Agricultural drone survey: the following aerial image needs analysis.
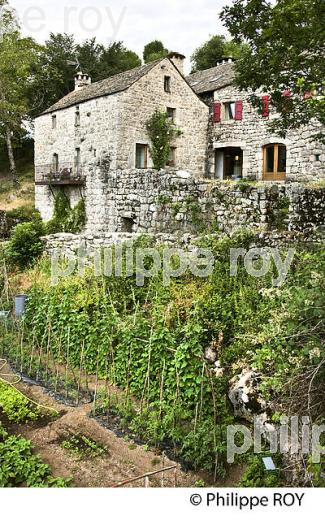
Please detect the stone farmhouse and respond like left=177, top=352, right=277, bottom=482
left=188, top=58, right=324, bottom=183
left=34, top=53, right=325, bottom=225
left=34, top=53, right=208, bottom=220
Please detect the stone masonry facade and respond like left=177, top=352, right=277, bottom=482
left=208, top=84, right=325, bottom=182
left=34, top=56, right=324, bottom=237
left=34, top=56, right=208, bottom=221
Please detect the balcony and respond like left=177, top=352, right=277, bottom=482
left=35, top=164, right=86, bottom=186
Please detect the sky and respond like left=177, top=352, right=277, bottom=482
left=9, top=0, right=229, bottom=72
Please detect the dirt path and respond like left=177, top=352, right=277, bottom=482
left=1, top=363, right=243, bottom=487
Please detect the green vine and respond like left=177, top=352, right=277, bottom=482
left=46, top=191, right=86, bottom=234
left=146, top=110, right=182, bottom=170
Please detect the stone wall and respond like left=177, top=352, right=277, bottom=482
left=84, top=166, right=325, bottom=236
left=206, top=85, right=325, bottom=182
left=34, top=91, right=121, bottom=175
left=116, top=59, right=208, bottom=176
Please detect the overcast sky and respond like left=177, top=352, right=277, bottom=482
left=10, top=0, right=229, bottom=72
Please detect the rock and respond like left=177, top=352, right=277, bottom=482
left=204, top=345, right=218, bottom=364
left=176, top=170, right=192, bottom=179
left=228, top=368, right=267, bottom=422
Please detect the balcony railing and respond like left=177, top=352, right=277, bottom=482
left=35, top=163, right=86, bottom=186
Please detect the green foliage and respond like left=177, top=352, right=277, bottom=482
left=0, top=381, right=41, bottom=423
left=146, top=110, right=182, bottom=169
left=6, top=217, right=45, bottom=269
left=143, top=40, right=169, bottom=63
left=307, top=458, right=325, bottom=487
left=191, top=34, right=246, bottom=72
left=46, top=192, right=86, bottom=234
left=220, top=0, right=325, bottom=137
left=8, top=232, right=325, bottom=479
left=32, top=36, right=142, bottom=114
left=239, top=453, right=283, bottom=487
left=61, top=434, right=106, bottom=459
left=268, top=196, right=290, bottom=231
left=0, top=423, right=70, bottom=487
left=5, top=206, right=39, bottom=223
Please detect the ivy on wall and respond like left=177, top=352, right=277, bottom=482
left=146, top=110, right=182, bottom=169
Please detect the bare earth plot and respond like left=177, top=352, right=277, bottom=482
left=0, top=362, right=243, bottom=488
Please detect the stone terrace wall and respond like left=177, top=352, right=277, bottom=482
left=85, top=166, right=325, bottom=236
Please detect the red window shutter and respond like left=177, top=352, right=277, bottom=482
left=213, top=102, right=221, bottom=123
left=235, top=100, right=243, bottom=120
left=262, top=95, right=269, bottom=117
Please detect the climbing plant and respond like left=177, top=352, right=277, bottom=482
left=46, top=191, right=86, bottom=234
left=146, top=110, right=181, bottom=169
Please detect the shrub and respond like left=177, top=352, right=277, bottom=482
left=6, top=217, right=45, bottom=269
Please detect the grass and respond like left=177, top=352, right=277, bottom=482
left=0, top=158, right=35, bottom=212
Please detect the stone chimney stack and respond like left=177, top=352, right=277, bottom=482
left=167, top=52, right=186, bottom=75
left=74, top=71, right=91, bottom=91
left=216, top=57, right=236, bottom=66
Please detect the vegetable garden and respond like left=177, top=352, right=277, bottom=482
left=1, top=231, right=324, bottom=486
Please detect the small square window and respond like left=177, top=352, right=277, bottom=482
left=52, top=115, right=57, bottom=129
left=135, top=144, right=148, bottom=169
left=315, top=154, right=321, bottom=162
left=164, top=76, right=171, bottom=93
left=166, top=107, right=176, bottom=123
left=223, top=102, right=236, bottom=120
left=167, top=147, right=176, bottom=167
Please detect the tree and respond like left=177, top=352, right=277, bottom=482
left=143, top=40, right=169, bottom=64
left=190, top=35, right=245, bottom=72
left=98, top=42, right=141, bottom=79
left=76, top=38, right=103, bottom=81
left=30, top=37, right=142, bottom=115
left=0, top=2, right=41, bottom=185
left=220, top=0, right=325, bottom=137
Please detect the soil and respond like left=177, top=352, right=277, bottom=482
left=0, top=361, right=244, bottom=488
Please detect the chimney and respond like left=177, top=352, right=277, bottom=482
left=74, top=71, right=91, bottom=91
left=167, top=52, right=186, bottom=75
left=216, top=57, right=236, bottom=66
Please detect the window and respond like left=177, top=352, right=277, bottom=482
left=263, top=144, right=286, bottom=181
left=75, top=106, right=80, bottom=126
left=167, top=147, right=176, bottom=167
left=75, top=148, right=81, bottom=173
left=224, top=102, right=236, bottom=120
left=167, top=107, right=176, bottom=123
left=164, top=76, right=171, bottom=93
left=135, top=144, right=148, bottom=169
left=121, top=217, right=134, bottom=233
left=52, top=115, right=57, bottom=129
left=223, top=101, right=243, bottom=121
left=52, top=153, right=59, bottom=173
